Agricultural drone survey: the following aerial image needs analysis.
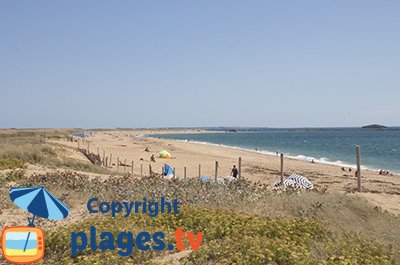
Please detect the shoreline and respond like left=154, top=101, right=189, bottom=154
left=52, top=129, right=400, bottom=214
left=145, top=134, right=400, bottom=176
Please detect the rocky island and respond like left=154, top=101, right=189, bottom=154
left=361, top=124, right=388, bottom=129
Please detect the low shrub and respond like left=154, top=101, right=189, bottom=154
left=0, top=169, right=26, bottom=183
left=0, top=158, right=26, bottom=170
left=43, top=207, right=395, bottom=264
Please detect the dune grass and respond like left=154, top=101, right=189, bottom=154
left=0, top=129, right=69, bottom=164
left=1, top=170, right=397, bottom=264
left=0, top=129, right=112, bottom=174
left=44, top=207, right=394, bottom=265
left=0, top=169, right=26, bottom=184
left=0, top=158, right=26, bottom=170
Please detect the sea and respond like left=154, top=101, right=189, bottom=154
left=151, top=128, right=400, bottom=174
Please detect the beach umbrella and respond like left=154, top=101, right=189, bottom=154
left=9, top=186, right=70, bottom=224
left=9, top=186, right=70, bottom=252
left=273, top=173, right=313, bottom=189
left=159, top=150, right=172, bottom=159
left=163, top=164, right=174, bottom=177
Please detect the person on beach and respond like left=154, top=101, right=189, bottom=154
left=150, top=154, right=156, bottom=162
left=231, top=165, right=238, bottom=179
left=379, top=170, right=389, bottom=175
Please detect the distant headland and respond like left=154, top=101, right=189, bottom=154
left=361, top=124, right=388, bottom=129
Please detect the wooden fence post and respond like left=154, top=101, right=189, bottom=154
left=131, top=161, right=134, bottom=175
left=105, top=157, right=108, bottom=168
left=173, top=167, right=176, bottom=178
left=280, top=153, right=284, bottom=183
left=356, top=145, right=361, bottom=192
left=198, top=164, right=201, bottom=178
left=215, top=161, right=218, bottom=182
left=238, top=157, right=242, bottom=179
left=124, top=159, right=127, bottom=173
left=102, top=150, right=105, bottom=165
left=184, top=166, right=187, bottom=179
left=87, top=142, right=90, bottom=153
left=109, top=154, right=112, bottom=167
left=149, top=164, right=152, bottom=176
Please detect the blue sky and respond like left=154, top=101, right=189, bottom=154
left=1, top=1, right=399, bottom=128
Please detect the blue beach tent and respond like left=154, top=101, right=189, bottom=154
left=163, top=164, right=174, bottom=177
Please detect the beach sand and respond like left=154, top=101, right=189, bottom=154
left=54, top=130, right=400, bottom=215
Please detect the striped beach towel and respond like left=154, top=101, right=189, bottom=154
left=273, top=173, right=313, bottom=189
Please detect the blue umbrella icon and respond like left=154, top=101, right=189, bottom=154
left=9, top=186, right=70, bottom=251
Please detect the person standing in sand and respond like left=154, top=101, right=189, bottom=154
left=231, top=165, right=239, bottom=179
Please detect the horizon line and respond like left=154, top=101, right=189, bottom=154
left=1, top=125, right=399, bottom=131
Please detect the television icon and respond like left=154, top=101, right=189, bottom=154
left=1, top=226, right=45, bottom=264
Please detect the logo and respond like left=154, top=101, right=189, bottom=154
left=1, top=186, right=70, bottom=264
left=1, top=227, right=45, bottom=264
left=71, top=197, right=203, bottom=257
left=1, top=187, right=203, bottom=262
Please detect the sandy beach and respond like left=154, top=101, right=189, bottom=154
left=54, top=129, right=400, bottom=215
left=1, top=128, right=399, bottom=264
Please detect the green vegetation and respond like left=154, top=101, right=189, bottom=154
left=0, top=169, right=26, bottom=183
left=2, top=171, right=395, bottom=264
left=43, top=207, right=395, bottom=264
left=0, top=129, right=75, bottom=140
left=0, top=158, right=26, bottom=170
left=0, top=129, right=112, bottom=174
left=185, top=209, right=393, bottom=265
